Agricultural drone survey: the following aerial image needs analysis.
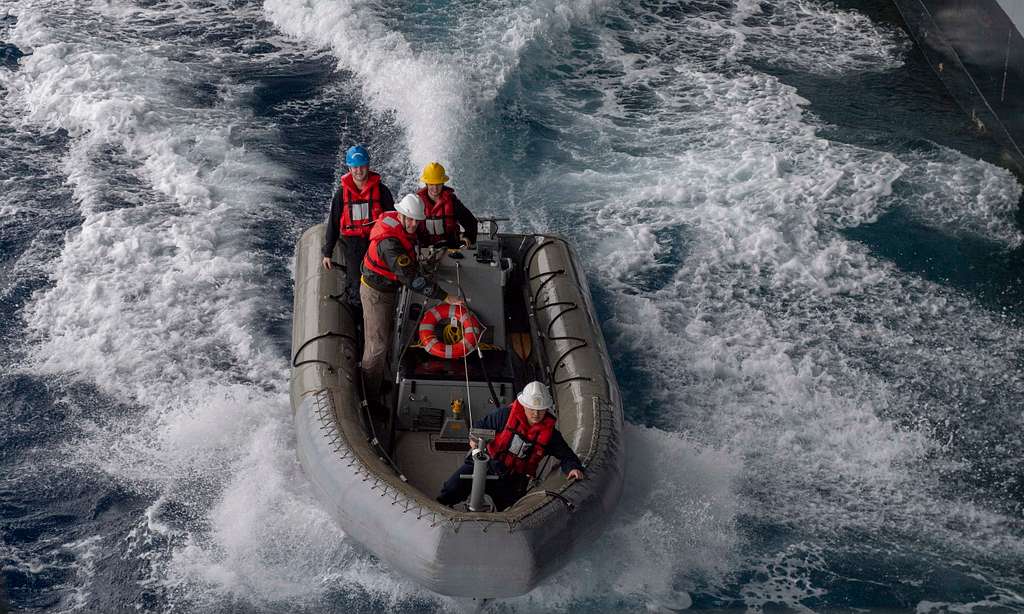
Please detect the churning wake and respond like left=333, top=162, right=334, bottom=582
left=1, top=0, right=1022, bottom=611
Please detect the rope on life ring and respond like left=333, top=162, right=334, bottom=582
left=418, top=303, right=482, bottom=360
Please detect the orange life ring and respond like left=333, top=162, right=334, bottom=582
left=418, top=303, right=482, bottom=360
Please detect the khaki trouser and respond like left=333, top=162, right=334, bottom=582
left=359, top=280, right=396, bottom=399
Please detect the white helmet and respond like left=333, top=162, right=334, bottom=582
left=395, top=193, right=425, bottom=220
left=517, top=381, right=553, bottom=410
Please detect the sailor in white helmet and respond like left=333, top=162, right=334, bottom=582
left=437, top=381, right=585, bottom=511
left=360, top=194, right=463, bottom=401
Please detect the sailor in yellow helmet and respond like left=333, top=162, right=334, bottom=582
left=416, top=162, right=478, bottom=248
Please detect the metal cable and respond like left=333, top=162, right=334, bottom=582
left=456, top=262, right=474, bottom=428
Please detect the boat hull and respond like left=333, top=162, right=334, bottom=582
left=290, top=224, right=624, bottom=597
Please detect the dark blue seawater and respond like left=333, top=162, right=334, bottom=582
left=1, top=0, right=1022, bottom=612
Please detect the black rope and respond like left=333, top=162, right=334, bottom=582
left=535, top=300, right=576, bottom=311
left=534, top=300, right=592, bottom=385
left=544, top=490, right=576, bottom=511
left=524, top=239, right=554, bottom=278
left=291, top=332, right=358, bottom=368
left=537, top=301, right=579, bottom=337
left=522, top=240, right=594, bottom=385
left=548, top=337, right=592, bottom=385
left=476, top=347, right=502, bottom=409
left=356, top=359, right=406, bottom=482
left=529, top=269, right=565, bottom=310
left=515, top=488, right=576, bottom=512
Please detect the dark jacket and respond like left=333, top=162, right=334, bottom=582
left=417, top=188, right=479, bottom=246
left=322, top=181, right=395, bottom=257
left=360, top=236, right=447, bottom=299
left=474, top=405, right=584, bottom=476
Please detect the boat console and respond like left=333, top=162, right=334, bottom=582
left=390, top=230, right=517, bottom=438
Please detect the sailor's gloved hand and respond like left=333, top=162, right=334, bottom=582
left=444, top=294, right=465, bottom=306
left=419, top=246, right=444, bottom=273
left=488, top=458, right=509, bottom=477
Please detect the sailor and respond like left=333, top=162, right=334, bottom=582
left=360, top=193, right=463, bottom=399
left=322, top=145, right=395, bottom=308
left=436, top=381, right=584, bottom=511
left=416, top=162, right=478, bottom=248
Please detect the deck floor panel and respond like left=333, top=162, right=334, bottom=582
left=394, top=431, right=469, bottom=496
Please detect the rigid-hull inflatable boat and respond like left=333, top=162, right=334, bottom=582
left=290, top=222, right=624, bottom=597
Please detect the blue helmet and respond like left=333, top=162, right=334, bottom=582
left=345, top=145, right=369, bottom=167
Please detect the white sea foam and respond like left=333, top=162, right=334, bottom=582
left=510, top=0, right=1024, bottom=606
left=0, top=532, right=105, bottom=614
left=897, top=147, right=1024, bottom=247
left=2, top=0, right=455, bottom=608
left=738, top=542, right=829, bottom=612
left=55, top=536, right=104, bottom=614
left=3, top=0, right=1023, bottom=610
left=262, top=0, right=607, bottom=185
left=918, top=589, right=1024, bottom=614
left=502, top=426, right=740, bottom=612
left=0, top=98, right=72, bottom=299
left=1, top=0, right=335, bottom=605
left=2, top=0, right=298, bottom=394
left=727, top=0, right=907, bottom=73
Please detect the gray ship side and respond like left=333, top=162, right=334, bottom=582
left=893, top=0, right=1024, bottom=174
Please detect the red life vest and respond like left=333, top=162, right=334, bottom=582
left=417, top=187, right=460, bottom=246
left=362, top=211, right=417, bottom=282
left=487, top=400, right=556, bottom=477
left=339, top=172, right=384, bottom=238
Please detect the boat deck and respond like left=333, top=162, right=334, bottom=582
left=394, top=431, right=470, bottom=496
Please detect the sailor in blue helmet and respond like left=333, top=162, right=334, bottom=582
left=322, top=145, right=395, bottom=310
left=436, top=381, right=584, bottom=511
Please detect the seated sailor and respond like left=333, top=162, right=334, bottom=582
left=436, top=381, right=584, bottom=511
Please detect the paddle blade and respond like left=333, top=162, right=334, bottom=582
left=510, top=332, right=532, bottom=361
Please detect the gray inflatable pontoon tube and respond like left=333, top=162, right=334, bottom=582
left=290, top=224, right=624, bottom=598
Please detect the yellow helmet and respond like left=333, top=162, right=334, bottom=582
left=420, top=162, right=449, bottom=185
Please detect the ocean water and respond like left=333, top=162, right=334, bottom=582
left=1, top=0, right=1022, bottom=612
